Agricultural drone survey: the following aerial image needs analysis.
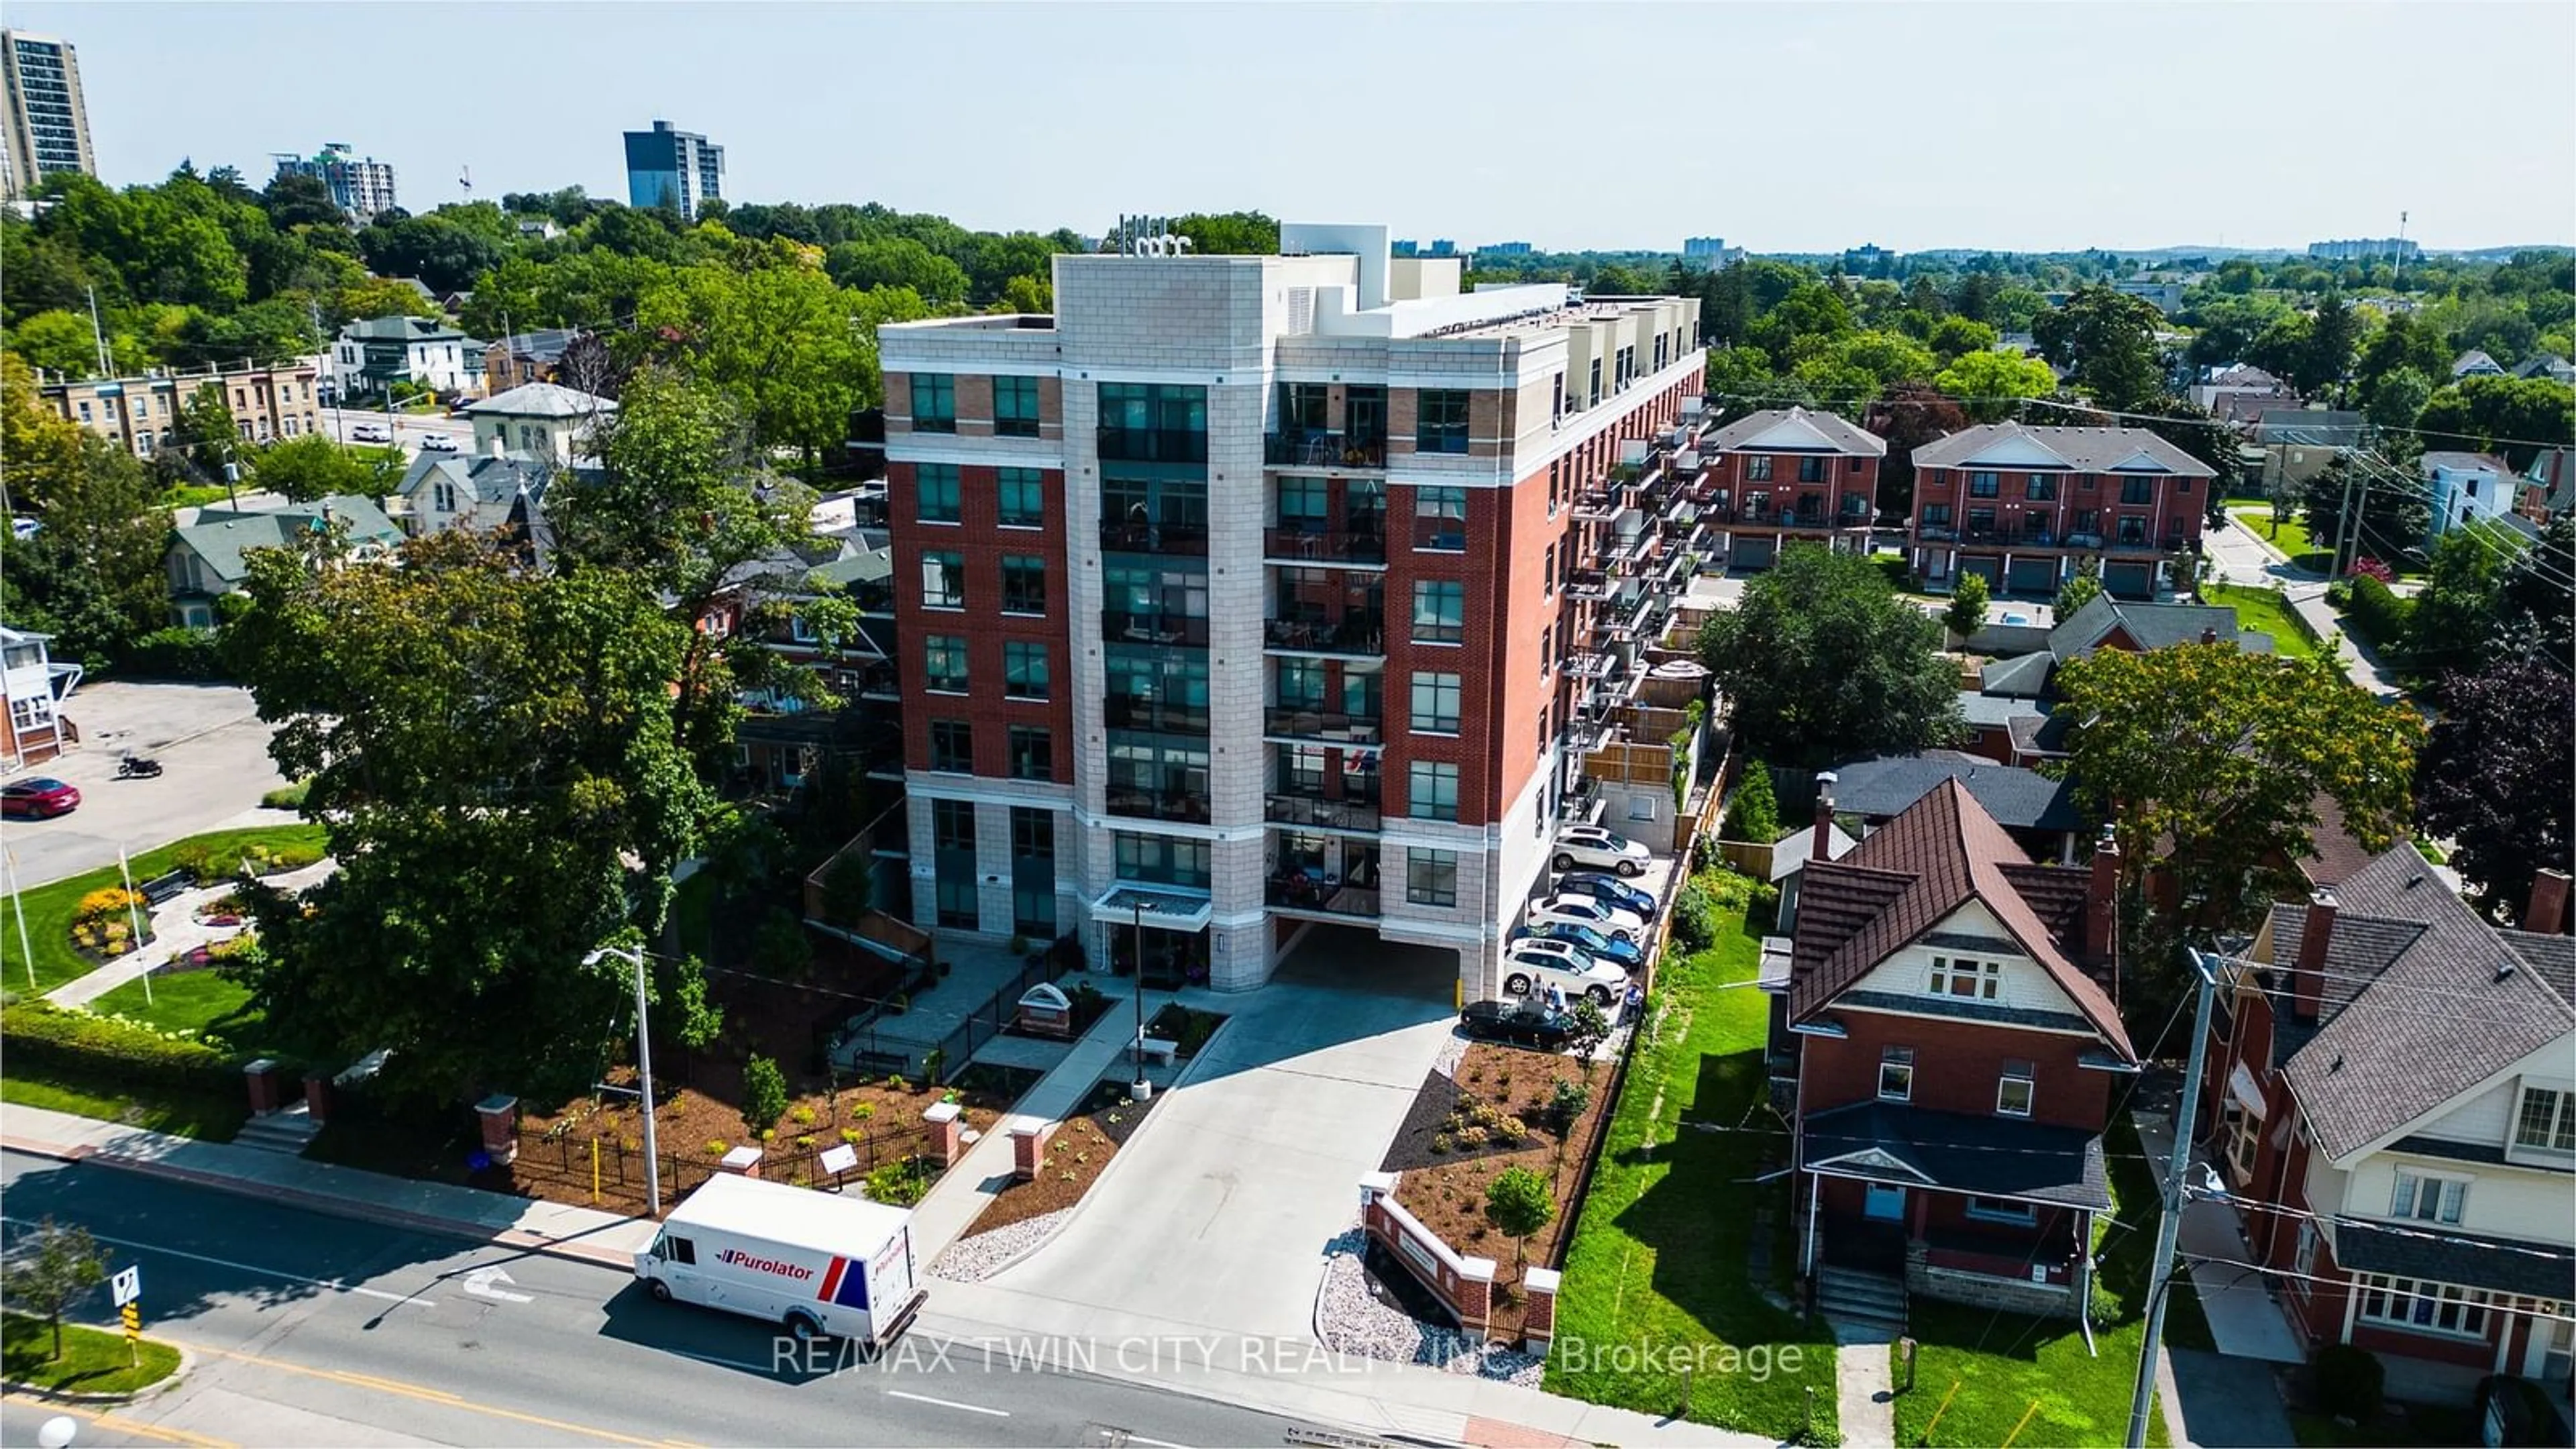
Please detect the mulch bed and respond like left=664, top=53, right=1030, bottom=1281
left=1385, top=1040, right=1619, bottom=1340
left=961, top=1077, right=1163, bottom=1236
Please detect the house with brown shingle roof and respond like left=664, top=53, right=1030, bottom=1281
left=1774, top=778, right=2136, bottom=1324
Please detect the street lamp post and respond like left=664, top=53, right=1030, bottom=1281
left=1132, top=900, right=1151, bottom=1102
left=584, top=944, right=659, bottom=1216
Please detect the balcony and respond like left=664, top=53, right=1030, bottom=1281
left=1099, top=520, right=1210, bottom=555
left=848, top=660, right=900, bottom=698
left=1106, top=788, right=1213, bottom=824
left=1101, top=610, right=1212, bottom=647
left=1571, top=488, right=1617, bottom=523
left=1265, top=525, right=1389, bottom=566
left=1104, top=696, right=1212, bottom=733
left=1263, top=707, right=1384, bottom=746
left=1097, top=426, right=1208, bottom=464
left=1567, top=568, right=1613, bottom=602
left=1917, top=524, right=1957, bottom=541
left=1411, top=518, right=1468, bottom=552
left=1263, top=612, right=1386, bottom=656
left=1265, top=430, right=1388, bottom=468
left=1265, top=873, right=1382, bottom=917
left=1265, top=792, right=1382, bottom=832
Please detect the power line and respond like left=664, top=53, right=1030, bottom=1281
left=2176, top=1251, right=2576, bottom=1323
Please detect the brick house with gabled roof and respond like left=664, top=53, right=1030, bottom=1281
left=1775, top=777, right=2137, bottom=1320
left=1701, top=406, right=1886, bottom=570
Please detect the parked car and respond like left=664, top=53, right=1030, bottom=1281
left=351, top=423, right=390, bottom=442
left=1527, top=893, right=1646, bottom=942
left=1556, top=871, right=1658, bottom=920
left=1500, top=942, right=1627, bottom=1005
left=1459, top=998, right=1576, bottom=1049
left=1514, top=920, right=1646, bottom=972
left=1551, top=825, right=1651, bottom=877
left=1, top=778, right=80, bottom=819
left=420, top=434, right=459, bottom=451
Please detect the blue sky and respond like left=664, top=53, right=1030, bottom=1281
left=13, top=1, right=2572, bottom=252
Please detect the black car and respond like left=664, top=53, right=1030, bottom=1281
left=1460, top=998, right=1576, bottom=1049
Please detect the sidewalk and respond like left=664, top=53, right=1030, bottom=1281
left=2219, top=515, right=2406, bottom=700
left=46, top=861, right=335, bottom=1010
left=2134, top=1111, right=2304, bottom=1364
left=1831, top=1323, right=1896, bottom=1448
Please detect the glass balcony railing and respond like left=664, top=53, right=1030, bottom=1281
left=1265, top=526, right=1388, bottom=564
left=1105, top=788, right=1212, bottom=824
left=1104, top=697, right=1212, bottom=733
left=1262, top=613, right=1386, bottom=655
left=1100, top=610, right=1211, bottom=646
left=1099, top=519, right=1210, bottom=555
left=1097, top=426, right=1208, bottom=464
left=1265, top=874, right=1381, bottom=916
left=1263, top=708, right=1383, bottom=745
left=1264, top=792, right=1381, bottom=832
left=1265, top=431, right=1387, bottom=468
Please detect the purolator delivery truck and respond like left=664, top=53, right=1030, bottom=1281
left=635, top=1173, right=926, bottom=1350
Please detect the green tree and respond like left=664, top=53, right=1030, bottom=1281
left=2354, top=311, right=2453, bottom=395
left=357, top=211, right=502, bottom=294
left=0, top=357, right=171, bottom=667
left=2182, top=293, right=2290, bottom=370
left=5, top=309, right=103, bottom=376
left=1944, top=572, right=1990, bottom=645
left=1720, top=763, right=1780, bottom=843
left=1864, top=382, right=1968, bottom=522
left=2306, top=292, right=2361, bottom=402
left=1165, top=211, right=1279, bottom=256
left=1748, top=282, right=1854, bottom=365
left=996, top=273, right=1051, bottom=315
left=1925, top=314, right=1999, bottom=363
left=2416, top=647, right=2573, bottom=924
left=2054, top=557, right=2104, bottom=619
left=223, top=529, right=716, bottom=1105
left=2492, top=511, right=2575, bottom=665
left=164, top=380, right=241, bottom=482
left=2363, top=366, right=2434, bottom=432
left=822, top=237, right=969, bottom=306
left=2406, top=526, right=2518, bottom=679
left=2055, top=643, right=2426, bottom=1011
left=0, top=1219, right=104, bottom=1360
left=248, top=434, right=407, bottom=503
left=2415, top=376, right=2576, bottom=470
left=2030, top=284, right=2165, bottom=409
left=2302, top=455, right=2434, bottom=570
left=1483, top=1165, right=1555, bottom=1273
left=741, top=1054, right=790, bottom=1136
left=261, top=172, right=347, bottom=230
left=1931, top=348, right=2058, bottom=423
left=1698, top=544, right=1963, bottom=769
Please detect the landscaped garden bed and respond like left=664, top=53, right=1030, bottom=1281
left=0, top=824, right=326, bottom=995
left=955, top=1075, right=1162, bottom=1239
left=1146, top=1002, right=1228, bottom=1057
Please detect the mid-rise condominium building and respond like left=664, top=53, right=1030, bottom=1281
left=1, top=31, right=95, bottom=201
left=270, top=144, right=398, bottom=221
left=624, top=120, right=722, bottom=219
left=876, top=223, right=1706, bottom=1000
left=1908, top=422, right=2216, bottom=600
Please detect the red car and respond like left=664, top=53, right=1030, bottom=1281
left=1, top=777, right=80, bottom=819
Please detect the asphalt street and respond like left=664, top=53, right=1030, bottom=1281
left=316, top=407, right=474, bottom=459
left=0, top=1150, right=1324, bottom=1449
left=7, top=684, right=290, bottom=890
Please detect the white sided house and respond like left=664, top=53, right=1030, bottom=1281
left=464, top=382, right=615, bottom=469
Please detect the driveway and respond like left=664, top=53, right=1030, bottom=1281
left=2167, top=1349, right=2297, bottom=1448
left=982, top=928, right=1458, bottom=1342
left=9, top=682, right=290, bottom=887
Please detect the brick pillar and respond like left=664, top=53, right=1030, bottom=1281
left=1454, top=1256, right=1497, bottom=1337
left=244, top=1059, right=282, bottom=1116
left=1522, top=1267, right=1562, bottom=1355
left=923, top=1102, right=963, bottom=1167
left=301, top=1073, right=332, bottom=1126
left=1009, top=1121, right=1053, bottom=1182
left=1358, top=1170, right=1397, bottom=1245
left=475, top=1093, right=519, bottom=1165
left=720, top=1146, right=763, bottom=1178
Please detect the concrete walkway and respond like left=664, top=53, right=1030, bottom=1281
left=46, top=860, right=335, bottom=1009
left=2213, top=515, right=2407, bottom=699
left=1832, top=1324, right=1897, bottom=1448
left=2135, top=1111, right=2306, bottom=1364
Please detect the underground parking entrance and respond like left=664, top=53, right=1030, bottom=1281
left=1269, top=921, right=1463, bottom=1004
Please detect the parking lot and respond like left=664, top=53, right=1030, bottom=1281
left=6, top=682, right=290, bottom=888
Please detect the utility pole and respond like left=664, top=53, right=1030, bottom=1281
left=2125, top=949, right=2219, bottom=1449
left=583, top=944, right=660, bottom=1216
left=2393, top=211, right=2408, bottom=291
left=86, top=286, right=111, bottom=377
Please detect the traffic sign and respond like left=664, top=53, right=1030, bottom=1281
left=111, top=1265, right=141, bottom=1308
left=121, top=1303, right=140, bottom=1338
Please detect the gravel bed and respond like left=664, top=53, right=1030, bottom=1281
left=930, top=1208, right=1071, bottom=1283
left=1312, top=1228, right=1544, bottom=1387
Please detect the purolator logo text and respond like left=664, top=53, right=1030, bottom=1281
left=719, top=1249, right=816, bottom=1281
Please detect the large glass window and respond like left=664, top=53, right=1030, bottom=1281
left=1414, top=486, right=1467, bottom=551
left=916, top=463, right=961, bottom=523
left=2514, top=1087, right=2576, bottom=1153
left=1098, top=382, right=1207, bottom=462
left=1277, top=476, right=1329, bottom=529
left=997, top=467, right=1046, bottom=527
left=911, top=374, right=956, bottom=433
left=1001, top=555, right=1047, bottom=614
left=2389, top=1171, right=2467, bottom=1225
left=1407, top=761, right=1458, bottom=821
left=1968, top=472, right=2000, bottom=498
left=1406, top=849, right=1458, bottom=908
left=1010, top=806, right=1056, bottom=936
left=2358, top=1276, right=2492, bottom=1338
left=1412, top=580, right=1465, bottom=645
left=1114, top=833, right=1212, bottom=889
left=932, top=798, right=977, bottom=928
left=1747, top=455, right=1774, bottom=482
left=2026, top=474, right=2059, bottom=501
left=920, top=550, right=965, bottom=609
left=1004, top=641, right=1051, bottom=700
left=1410, top=671, right=1461, bottom=735
left=1416, top=389, right=1470, bottom=453
left=2121, top=476, right=2155, bottom=504
left=923, top=635, right=969, bottom=692
left=1102, top=474, right=1210, bottom=551
left=1007, top=724, right=1053, bottom=781
left=1104, top=560, right=1209, bottom=637
left=1108, top=736, right=1212, bottom=821
left=1797, top=456, right=1828, bottom=483
left=928, top=719, right=973, bottom=773
left=1105, top=647, right=1210, bottom=732
left=994, top=375, right=1040, bottom=437
left=1275, top=658, right=1328, bottom=710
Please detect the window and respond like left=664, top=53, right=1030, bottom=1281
left=920, top=550, right=965, bottom=608
left=923, top=635, right=969, bottom=692
left=1746, top=455, right=1773, bottom=482
left=2390, top=1171, right=2466, bottom=1225
left=1407, top=761, right=1459, bottom=821
left=1004, top=641, right=1051, bottom=700
left=1411, top=672, right=1461, bottom=735
left=912, top=373, right=956, bottom=432
left=1001, top=555, right=1047, bottom=614
left=1964, top=1197, right=2037, bottom=1225
left=1797, top=456, right=1827, bottom=484
left=997, top=468, right=1046, bottom=527
left=1412, top=580, right=1464, bottom=644
left=1878, top=1046, right=1915, bottom=1102
left=433, top=481, right=458, bottom=514
left=1007, top=724, right=1053, bottom=781
left=1407, top=849, right=1459, bottom=908
left=2120, top=476, right=2154, bottom=505
left=994, top=375, right=1040, bottom=437
left=916, top=463, right=961, bottom=523
left=2514, top=1086, right=2576, bottom=1152
left=1275, top=657, right=1328, bottom=710
left=1011, top=807, right=1054, bottom=859
left=1114, top=833, right=1211, bottom=890
left=1922, top=504, right=1953, bottom=529
left=2025, top=474, right=2058, bottom=501
left=2359, top=1275, right=2492, bottom=1338
left=2072, top=508, right=2100, bottom=536
left=2176, top=477, right=2194, bottom=494
left=1277, top=476, right=1328, bottom=529
left=1416, top=389, right=1470, bottom=453
left=1997, top=1061, right=2035, bottom=1118
left=1968, top=472, right=2000, bottom=498
left=928, top=719, right=973, bottom=773
left=932, top=798, right=976, bottom=851
left=1415, top=486, right=1467, bottom=550
left=1930, top=955, right=2001, bottom=1000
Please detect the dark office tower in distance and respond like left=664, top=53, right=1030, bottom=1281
left=624, top=120, right=723, bottom=220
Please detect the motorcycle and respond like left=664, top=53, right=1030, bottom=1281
left=117, top=755, right=164, bottom=780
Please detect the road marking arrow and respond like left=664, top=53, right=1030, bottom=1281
left=462, top=1267, right=532, bottom=1303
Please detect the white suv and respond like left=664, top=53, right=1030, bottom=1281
left=1527, top=894, right=1647, bottom=942
left=1551, top=825, right=1652, bottom=878
left=1501, top=941, right=1628, bottom=1005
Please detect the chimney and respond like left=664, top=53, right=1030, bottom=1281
left=1812, top=771, right=1838, bottom=859
left=2084, top=829, right=2121, bottom=963
left=484, top=433, right=506, bottom=460
left=2292, top=889, right=2336, bottom=1022
left=2528, top=869, right=2573, bottom=936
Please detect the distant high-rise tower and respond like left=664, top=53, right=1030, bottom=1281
left=270, top=143, right=399, bottom=221
left=1, top=31, right=96, bottom=201
left=623, top=120, right=723, bottom=219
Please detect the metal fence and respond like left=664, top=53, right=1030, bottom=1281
left=508, top=1124, right=932, bottom=1211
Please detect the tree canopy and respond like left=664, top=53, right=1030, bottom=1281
left=1697, top=545, right=1963, bottom=769
left=0, top=354, right=169, bottom=667
left=2416, top=644, right=2573, bottom=925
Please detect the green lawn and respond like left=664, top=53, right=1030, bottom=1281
left=1, top=1312, right=182, bottom=1396
left=1894, top=1113, right=2195, bottom=1448
left=0, top=824, right=326, bottom=996
left=2228, top=506, right=2332, bottom=570
left=1546, top=914, right=1841, bottom=1442
left=87, top=968, right=262, bottom=1048
left=0, top=1069, right=248, bottom=1140
left=2200, top=583, right=2320, bottom=659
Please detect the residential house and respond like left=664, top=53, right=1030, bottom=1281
left=1825, top=752, right=2085, bottom=863
left=2516, top=448, right=2574, bottom=526
left=462, top=382, right=614, bottom=468
left=41, top=358, right=325, bottom=460
left=1908, top=423, right=2218, bottom=600
left=391, top=447, right=553, bottom=543
left=331, top=316, right=483, bottom=400
left=482, top=329, right=584, bottom=395
left=2190, top=363, right=2294, bottom=417
left=1960, top=595, right=2267, bottom=766
left=736, top=543, right=904, bottom=802
left=2514, top=354, right=2575, bottom=386
left=165, top=495, right=403, bottom=628
left=2451, top=350, right=2507, bottom=381
left=2421, top=451, right=2518, bottom=541
left=1778, top=780, right=2136, bottom=1320
left=1, top=625, right=80, bottom=769
left=2252, top=410, right=2367, bottom=495
left=1702, top=407, right=1887, bottom=571
left=2202, top=852, right=2575, bottom=1403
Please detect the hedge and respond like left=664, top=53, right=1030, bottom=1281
left=117, top=626, right=233, bottom=682
left=0, top=1000, right=241, bottom=1095
left=2342, top=575, right=2413, bottom=658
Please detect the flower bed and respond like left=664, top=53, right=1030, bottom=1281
left=957, top=1075, right=1161, bottom=1238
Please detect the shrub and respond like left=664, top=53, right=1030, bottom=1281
left=741, top=1055, right=789, bottom=1136
left=76, top=888, right=144, bottom=924
left=1429, top=1134, right=1452, bottom=1155
left=851, top=1102, right=875, bottom=1122
left=2348, top=555, right=2396, bottom=584
left=1548, top=1077, right=1593, bottom=1131
left=2343, top=574, right=2414, bottom=657
left=790, top=1104, right=816, bottom=1127
left=119, top=626, right=231, bottom=682
left=1454, top=1125, right=1489, bottom=1147
left=1, top=1001, right=235, bottom=1093
left=2314, top=1343, right=2385, bottom=1421
left=1720, top=765, right=1781, bottom=843
left=1669, top=881, right=1720, bottom=953
left=863, top=1157, right=933, bottom=1207
left=260, top=780, right=312, bottom=811
left=704, top=1139, right=729, bottom=1157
